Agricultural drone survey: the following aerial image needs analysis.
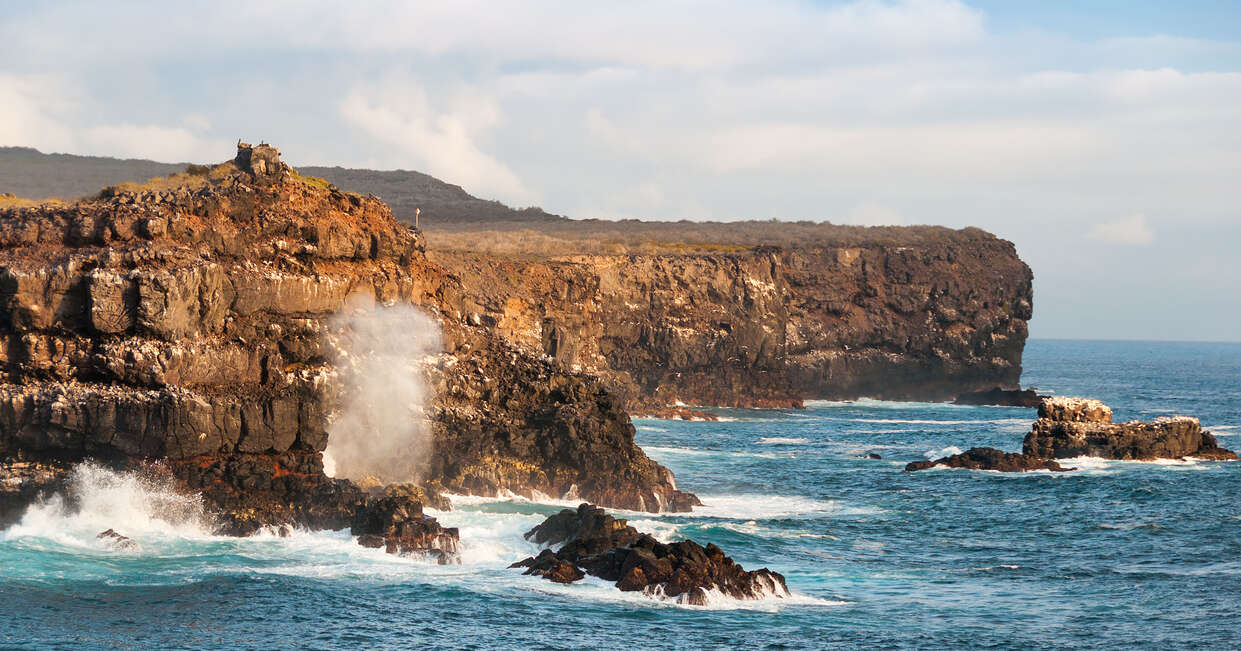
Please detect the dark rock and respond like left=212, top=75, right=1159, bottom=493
left=953, top=387, right=1043, bottom=407
left=864, top=452, right=882, bottom=460
left=511, top=503, right=789, bottom=605
left=350, top=486, right=460, bottom=564
left=1023, top=397, right=1238, bottom=461
left=97, top=528, right=140, bottom=551
left=905, top=447, right=1070, bottom=473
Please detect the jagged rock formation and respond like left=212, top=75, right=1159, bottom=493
left=431, top=234, right=1031, bottom=408
left=1023, top=397, right=1237, bottom=461
left=511, top=503, right=788, bottom=605
left=905, top=446, right=1070, bottom=473
left=0, top=143, right=694, bottom=530
left=351, top=484, right=460, bottom=563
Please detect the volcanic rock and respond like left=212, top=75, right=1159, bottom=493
left=510, top=503, right=789, bottom=605
left=953, top=387, right=1044, bottom=407
left=351, top=486, right=460, bottom=563
left=97, top=528, right=140, bottom=551
left=1022, top=397, right=1237, bottom=461
left=430, top=230, right=1033, bottom=408
left=905, top=447, right=1070, bottom=473
left=0, top=142, right=696, bottom=533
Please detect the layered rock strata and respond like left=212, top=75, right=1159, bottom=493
left=1022, top=398, right=1237, bottom=461
left=430, top=233, right=1032, bottom=408
left=0, top=144, right=694, bottom=531
left=511, top=503, right=788, bottom=605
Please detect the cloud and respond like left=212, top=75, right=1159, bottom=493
left=339, top=82, right=535, bottom=204
left=1, top=1, right=1240, bottom=338
left=841, top=201, right=905, bottom=226
left=1086, top=214, right=1155, bottom=246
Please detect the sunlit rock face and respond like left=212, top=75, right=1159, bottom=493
left=0, top=144, right=695, bottom=531
left=1023, top=397, right=1237, bottom=461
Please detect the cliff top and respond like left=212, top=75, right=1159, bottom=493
left=2, top=146, right=1011, bottom=258
left=0, top=143, right=415, bottom=271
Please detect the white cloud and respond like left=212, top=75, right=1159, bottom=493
left=841, top=202, right=905, bottom=226
left=1, top=1, right=1240, bottom=337
left=1086, top=214, right=1155, bottom=246
left=338, top=82, right=534, bottom=204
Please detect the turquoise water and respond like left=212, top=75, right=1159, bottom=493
left=2, top=340, right=1239, bottom=649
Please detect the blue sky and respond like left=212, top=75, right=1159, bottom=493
left=0, top=1, right=1238, bottom=341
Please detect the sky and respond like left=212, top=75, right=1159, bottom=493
left=1, top=1, right=1238, bottom=342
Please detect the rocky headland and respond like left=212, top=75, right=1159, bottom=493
left=3, top=146, right=1036, bottom=411
left=0, top=143, right=694, bottom=541
left=511, top=503, right=788, bottom=605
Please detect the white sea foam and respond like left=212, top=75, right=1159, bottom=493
left=804, top=398, right=973, bottom=410
left=642, top=445, right=793, bottom=460
left=757, top=437, right=810, bottom=445
left=924, top=446, right=963, bottom=460
left=831, top=417, right=1028, bottom=426
left=677, top=494, right=880, bottom=520
left=1, top=463, right=211, bottom=548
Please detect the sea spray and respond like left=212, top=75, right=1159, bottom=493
left=2, top=463, right=210, bottom=544
left=323, top=296, right=443, bottom=483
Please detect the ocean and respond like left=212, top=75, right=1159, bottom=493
left=2, top=339, right=1238, bottom=649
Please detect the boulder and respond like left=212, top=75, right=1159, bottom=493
left=510, top=503, right=788, bottom=605
left=350, top=486, right=460, bottom=564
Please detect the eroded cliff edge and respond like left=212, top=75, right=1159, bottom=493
left=0, top=146, right=694, bottom=529
left=429, top=230, right=1032, bottom=408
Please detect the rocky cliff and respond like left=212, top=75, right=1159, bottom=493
left=430, top=232, right=1032, bottom=408
left=0, top=144, right=692, bottom=529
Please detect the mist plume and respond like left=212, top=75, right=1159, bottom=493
left=323, top=296, right=442, bottom=484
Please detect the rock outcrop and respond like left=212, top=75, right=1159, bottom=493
left=350, top=484, right=460, bottom=563
left=905, top=446, right=1070, bottom=473
left=511, top=503, right=789, bottom=605
left=1022, top=397, right=1237, bottom=461
left=953, top=387, right=1044, bottom=408
left=0, top=143, right=695, bottom=532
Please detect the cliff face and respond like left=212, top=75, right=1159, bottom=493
left=430, top=233, right=1032, bottom=408
left=0, top=148, right=690, bottom=528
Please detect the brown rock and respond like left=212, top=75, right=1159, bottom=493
left=1023, top=397, right=1237, bottom=461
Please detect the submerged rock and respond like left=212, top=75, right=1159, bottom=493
left=905, top=447, right=1070, bottom=473
left=953, top=387, right=1044, bottom=408
left=510, top=503, right=788, bottom=605
left=1023, top=397, right=1237, bottom=461
left=97, top=528, right=140, bottom=551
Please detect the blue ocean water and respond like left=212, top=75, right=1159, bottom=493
left=2, top=339, right=1239, bottom=649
